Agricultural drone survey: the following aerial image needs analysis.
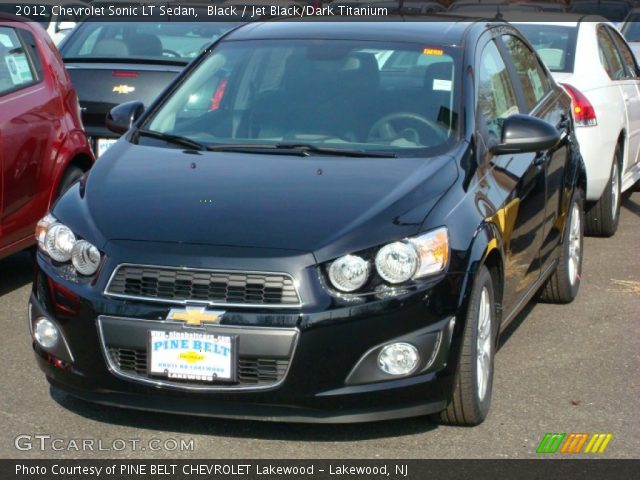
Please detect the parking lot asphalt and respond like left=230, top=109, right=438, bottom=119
left=0, top=193, right=638, bottom=459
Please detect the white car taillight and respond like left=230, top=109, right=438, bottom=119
left=561, top=83, right=597, bottom=127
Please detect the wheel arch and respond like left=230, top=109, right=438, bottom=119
left=48, top=151, right=94, bottom=208
left=458, top=221, right=506, bottom=329
left=616, top=129, right=626, bottom=172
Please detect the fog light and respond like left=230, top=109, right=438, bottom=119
left=34, top=318, right=59, bottom=349
left=378, top=342, right=419, bottom=375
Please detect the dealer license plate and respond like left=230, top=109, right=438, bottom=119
left=97, top=138, right=117, bottom=157
left=148, top=331, right=235, bottom=382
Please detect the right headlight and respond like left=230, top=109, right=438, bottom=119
left=71, top=240, right=102, bottom=276
left=43, top=224, right=76, bottom=262
left=36, top=214, right=102, bottom=277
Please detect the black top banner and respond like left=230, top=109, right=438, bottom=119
left=0, top=1, right=638, bottom=23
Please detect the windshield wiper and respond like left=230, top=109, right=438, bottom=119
left=136, top=129, right=207, bottom=151
left=205, top=143, right=397, bottom=158
left=135, top=134, right=398, bottom=158
left=278, top=144, right=398, bottom=158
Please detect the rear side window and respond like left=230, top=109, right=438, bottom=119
left=16, top=29, right=44, bottom=81
left=0, top=27, right=39, bottom=96
left=501, top=34, right=551, bottom=112
left=607, top=27, right=638, bottom=79
left=597, top=26, right=625, bottom=80
left=515, top=24, right=578, bottom=73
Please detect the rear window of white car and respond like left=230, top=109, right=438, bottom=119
left=515, top=24, right=578, bottom=73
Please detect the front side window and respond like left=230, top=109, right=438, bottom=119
left=598, top=26, right=625, bottom=80
left=477, top=40, right=519, bottom=146
left=501, top=34, right=550, bottom=112
left=144, top=39, right=461, bottom=156
left=0, top=27, right=37, bottom=96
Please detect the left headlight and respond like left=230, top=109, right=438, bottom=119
left=328, top=255, right=370, bottom=292
left=36, top=214, right=102, bottom=276
left=375, top=227, right=449, bottom=284
left=325, top=227, right=450, bottom=294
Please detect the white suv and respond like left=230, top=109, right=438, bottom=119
left=516, top=16, right=640, bottom=236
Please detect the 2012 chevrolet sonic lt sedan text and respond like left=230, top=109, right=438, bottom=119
left=29, top=20, right=587, bottom=425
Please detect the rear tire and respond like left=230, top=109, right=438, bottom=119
left=57, top=166, right=84, bottom=198
left=539, top=189, right=584, bottom=304
left=438, top=266, right=497, bottom=426
left=585, top=149, right=621, bottom=237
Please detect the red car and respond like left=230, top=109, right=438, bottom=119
left=0, top=15, right=93, bottom=261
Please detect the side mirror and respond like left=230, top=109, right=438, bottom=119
left=55, top=21, right=76, bottom=33
left=106, top=101, right=145, bottom=135
left=490, top=114, right=560, bottom=155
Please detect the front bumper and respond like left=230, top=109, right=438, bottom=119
left=30, top=256, right=462, bottom=423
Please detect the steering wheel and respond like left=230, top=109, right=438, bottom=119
left=162, top=49, right=180, bottom=58
left=367, top=112, right=447, bottom=146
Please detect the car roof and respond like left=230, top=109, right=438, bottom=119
left=570, top=0, right=632, bottom=4
left=225, top=19, right=486, bottom=45
left=506, top=12, right=608, bottom=25
left=0, top=11, right=28, bottom=22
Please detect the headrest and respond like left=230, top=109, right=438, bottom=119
left=127, top=33, right=163, bottom=57
left=341, top=53, right=379, bottom=91
left=92, top=39, right=129, bottom=57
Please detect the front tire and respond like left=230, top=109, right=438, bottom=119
left=438, top=265, right=497, bottom=426
left=57, top=165, right=84, bottom=198
left=539, top=189, right=584, bottom=304
left=585, top=149, right=621, bottom=237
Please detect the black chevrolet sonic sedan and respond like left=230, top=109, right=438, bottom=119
left=29, top=20, right=586, bottom=425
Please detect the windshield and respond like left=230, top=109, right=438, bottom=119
left=516, top=24, right=578, bottom=73
left=568, top=3, right=631, bottom=20
left=61, top=22, right=239, bottom=63
left=144, top=39, right=460, bottom=156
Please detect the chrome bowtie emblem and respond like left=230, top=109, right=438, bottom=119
left=166, top=307, right=225, bottom=326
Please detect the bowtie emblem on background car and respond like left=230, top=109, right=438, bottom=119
left=113, top=84, right=135, bottom=94
left=166, top=307, right=225, bottom=326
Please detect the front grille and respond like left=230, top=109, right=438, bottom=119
left=107, top=347, right=289, bottom=386
left=105, top=265, right=301, bottom=307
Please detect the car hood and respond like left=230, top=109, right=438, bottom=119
left=59, top=141, right=458, bottom=262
